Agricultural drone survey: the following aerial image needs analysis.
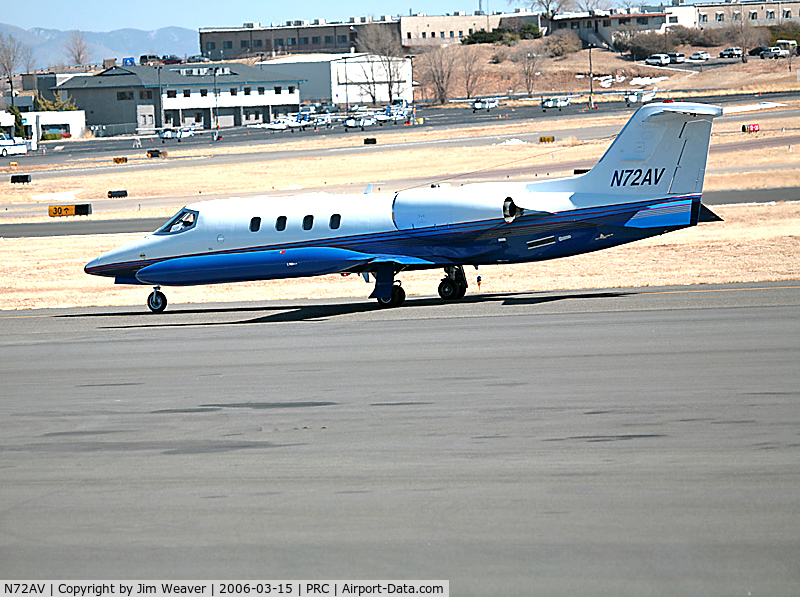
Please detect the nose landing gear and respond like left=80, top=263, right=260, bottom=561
left=147, top=286, right=168, bottom=313
left=438, top=266, right=468, bottom=301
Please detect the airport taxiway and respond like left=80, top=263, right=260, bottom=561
left=1, top=282, right=798, bottom=593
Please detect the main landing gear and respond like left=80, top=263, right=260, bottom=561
left=147, top=286, right=167, bottom=313
left=438, top=266, right=468, bottom=301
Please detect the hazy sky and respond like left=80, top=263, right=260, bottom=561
left=16, top=0, right=520, bottom=31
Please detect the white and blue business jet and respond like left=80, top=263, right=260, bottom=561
left=86, top=102, right=724, bottom=312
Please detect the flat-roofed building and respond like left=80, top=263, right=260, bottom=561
left=55, top=63, right=303, bottom=133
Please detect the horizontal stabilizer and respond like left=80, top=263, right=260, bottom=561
left=698, top=204, right=723, bottom=223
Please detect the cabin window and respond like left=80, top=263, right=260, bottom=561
left=155, top=208, right=198, bottom=235
left=276, top=216, right=287, bottom=231
left=303, top=215, right=314, bottom=230
left=329, top=214, right=341, bottom=229
left=249, top=217, right=261, bottom=232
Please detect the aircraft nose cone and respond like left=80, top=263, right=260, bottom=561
left=84, top=255, right=101, bottom=275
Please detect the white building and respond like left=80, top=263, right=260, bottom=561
left=258, top=53, right=413, bottom=106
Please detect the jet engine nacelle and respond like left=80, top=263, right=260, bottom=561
left=392, top=184, right=520, bottom=230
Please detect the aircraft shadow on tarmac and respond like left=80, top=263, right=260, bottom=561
left=57, top=289, right=633, bottom=328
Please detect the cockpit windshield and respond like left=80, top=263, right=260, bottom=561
left=155, top=208, right=198, bottom=235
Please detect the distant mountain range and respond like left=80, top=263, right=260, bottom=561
left=0, top=23, right=199, bottom=71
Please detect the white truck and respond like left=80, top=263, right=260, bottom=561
left=0, top=132, right=28, bottom=157
left=760, top=46, right=790, bottom=59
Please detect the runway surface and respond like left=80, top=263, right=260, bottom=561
left=1, top=282, right=799, bottom=594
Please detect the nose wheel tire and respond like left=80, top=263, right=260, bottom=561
left=377, top=284, right=406, bottom=308
left=147, top=289, right=168, bottom=313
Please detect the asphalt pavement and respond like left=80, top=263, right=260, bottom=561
left=1, top=281, right=798, bottom=593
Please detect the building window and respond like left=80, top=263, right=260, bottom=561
left=241, top=40, right=249, bottom=47
left=116, top=91, right=133, bottom=100
left=733, top=12, right=741, bottom=21
left=250, top=217, right=261, bottom=232
left=274, top=86, right=282, bottom=94
left=469, top=28, right=473, bottom=34
left=767, top=10, right=775, bottom=19
left=223, top=41, right=233, bottom=49
left=716, top=13, right=724, bottom=21
left=275, top=38, right=284, bottom=46
left=440, top=31, right=445, bottom=37
left=287, top=38, right=296, bottom=46
left=700, top=13, right=708, bottom=22
left=253, top=39, right=263, bottom=47
left=422, top=32, right=427, bottom=38
left=449, top=31, right=454, bottom=37
left=326, top=35, right=335, bottom=44
left=200, top=89, right=208, bottom=97
left=459, top=30, right=463, bottom=36
left=244, top=87, right=251, bottom=95
left=139, top=90, right=152, bottom=99
left=312, top=36, right=320, bottom=44
left=618, top=17, right=630, bottom=24
left=230, top=88, right=237, bottom=96
left=183, top=89, right=190, bottom=97
left=571, top=22, right=579, bottom=29
left=637, top=17, right=648, bottom=25
left=337, top=35, right=347, bottom=43
left=407, top=32, right=412, bottom=39
left=206, top=42, right=216, bottom=50
left=288, top=86, right=295, bottom=93
left=276, top=216, right=287, bottom=231
left=258, top=87, right=265, bottom=94
left=784, top=9, right=792, bottom=17
left=299, top=37, right=309, bottom=45
left=329, top=214, right=341, bottom=229
left=669, top=16, right=678, bottom=23
left=195, top=112, right=202, bottom=122
left=302, top=215, right=314, bottom=230
left=166, top=90, right=177, bottom=98
left=585, top=21, right=592, bottom=27
left=603, top=19, right=611, bottom=26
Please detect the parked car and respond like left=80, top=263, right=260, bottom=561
left=749, top=46, right=770, bottom=56
left=186, top=55, right=211, bottom=63
left=644, top=54, right=670, bottom=66
left=161, top=55, right=184, bottom=64
left=719, top=47, right=743, bottom=58
left=319, top=101, right=340, bottom=113
left=760, top=46, right=790, bottom=59
left=689, top=51, right=711, bottom=61
left=667, top=52, right=686, bottom=63
left=139, top=54, right=161, bottom=65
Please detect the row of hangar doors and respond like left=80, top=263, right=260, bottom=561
left=136, top=105, right=298, bottom=129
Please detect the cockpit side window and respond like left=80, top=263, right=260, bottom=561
left=155, top=208, right=199, bottom=235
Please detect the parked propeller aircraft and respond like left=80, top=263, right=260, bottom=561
left=625, top=88, right=658, bottom=107
left=472, top=97, right=500, bottom=112
left=87, top=102, right=726, bottom=312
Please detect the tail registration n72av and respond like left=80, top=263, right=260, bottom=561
left=86, top=102, right=724, bottom=312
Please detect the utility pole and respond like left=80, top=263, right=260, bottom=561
left=156, top=65, right=163, bottom=128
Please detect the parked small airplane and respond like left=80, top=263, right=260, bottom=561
left=87, top=102, right=726, bottom=312
left=376, top=105, right=410, bottom=125
left=472, top=97, right=500, bottom=112
left=541, top=96, right=573, bottom=112
left=344, top=114, right=377, bottom=131
left=625, top=88, right=658, bottom=107
left=157, top=127, right=196, bottom=142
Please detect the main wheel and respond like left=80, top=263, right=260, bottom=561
left=438, top=279, right=459, bottom=301
left=1, top=148, right=7, bottom=157
left=454, top=282, right=467, bottom=300
left=147, top=290, right=167, bottom=313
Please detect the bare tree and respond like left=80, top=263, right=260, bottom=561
left=460, top=44, right=485, bottom=99
left=356, top=24, right=406, bottom=103
left=21, top=43, right=36, bottom=74
left=356, top=56, right=380, bottom=105
left=514, top=0, right=574, bottom=18
left=0, top=34, right=23, bottom=106
left=64, top=30, right=91, bottom=66
left=418, top=46, right=457, bottom=104
left=573, top=0, right=612, bottom=11
left=512, top=42, right=546, bottom=97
